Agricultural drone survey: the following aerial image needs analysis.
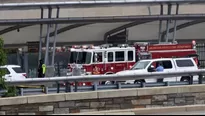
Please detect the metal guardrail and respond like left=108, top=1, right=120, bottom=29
left=5, top=69, right=205, bottom=86
left=0, top=69, right=204, bottom=96
left=3, top=80, right=205, bottom=96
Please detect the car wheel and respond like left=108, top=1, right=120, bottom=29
left=105, top=81, right=114, bottom=85
left=180, top=76, right=190, bottom=82
left=134, top=80, right=145, bottom=84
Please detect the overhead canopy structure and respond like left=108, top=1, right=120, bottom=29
left=2, top=20, right=205, bottom=47
left=1, top=0, right=205, bottom=10
left=0, top=14, right=205, bottom=25
left=1, top=0, right=205, bottom=68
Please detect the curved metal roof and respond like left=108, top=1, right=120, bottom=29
left=2, top=20, right=205, bottom=47
left=0, top=0, right=204, bottom=10
left=0, top=14, right=204, bottom=25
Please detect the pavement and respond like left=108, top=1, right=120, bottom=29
left=152, top=111, right=205, bottom=115
left=63, top=104, right=205, bottom=115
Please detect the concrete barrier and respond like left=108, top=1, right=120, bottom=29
left=1, top=84, right=205, bottom=115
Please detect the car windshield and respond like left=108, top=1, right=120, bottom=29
left=68, top=51, right=92, bottom=64
left=12, top=67, right=24, bottom=73
left=131, top=61, right=150, bottom=70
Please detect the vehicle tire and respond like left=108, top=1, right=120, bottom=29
left=180, top=76, right=190, bottom=82
left=105, top=81, right=115, bottom=85
left=101, top=81, right=106, bottom=85
left=134, top=79, right=145, bottom=84
left=102, top=73, right=114, bottom=85
left=157, top=78, right=164, bottom=82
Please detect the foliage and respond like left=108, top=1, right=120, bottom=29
left=0, top=37, right=17, bottom=97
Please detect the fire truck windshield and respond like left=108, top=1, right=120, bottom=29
left=131, top=61, right=150, bottom=70
left=69, top=51, right=92, bottom=64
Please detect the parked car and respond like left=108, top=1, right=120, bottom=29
left=116, top=57, right=199, bottom=84
left=0, top=65, right=27, bottom=81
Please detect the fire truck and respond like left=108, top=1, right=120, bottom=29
left=64, top=41, right=198, bottom=85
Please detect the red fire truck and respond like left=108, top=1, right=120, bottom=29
left=65, top=41, right=198, bottom=85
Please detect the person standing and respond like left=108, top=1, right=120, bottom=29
left=38, top=59, right=46, bottom=78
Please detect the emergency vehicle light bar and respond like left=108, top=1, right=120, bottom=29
left=118, top=44, right=129, bottom=48
left=72, top=45, right=81, bottom=49
left=81, top=44, right=94, bottom=49
left=134, top=42, right=149, bottom=46
left=100, top=44, right=113, bottom=48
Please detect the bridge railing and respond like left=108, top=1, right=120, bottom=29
left=1, top=69, right=205, bottom=96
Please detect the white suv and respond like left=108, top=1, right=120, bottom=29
left=0, top=65, right=27, bottom=81
left=116, top=58, right=199, bottom=84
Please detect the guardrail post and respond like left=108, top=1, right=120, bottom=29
left=57, top=82, right=60, bottom=93
left=74, top=81, right=78, bottom=92
left=165, top=81, right=169, bottom=86
left=141, top=82, right=145, bottom=88
left=198, top=74, right=203, bottom=84
left=189, top=76, right=193, bottom=85
left=19, top=88, right=24, bottom=96
left=117, top=82, right=121, bottom=89
left=44, top=86, right=48, bottom=94
left=93, top=82, right=98, bottom=91
left=65, top=82, right=73, bottom=93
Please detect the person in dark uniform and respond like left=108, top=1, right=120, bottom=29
left=38, top=59, right=46, bottom=78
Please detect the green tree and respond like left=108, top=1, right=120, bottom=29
left=0, top=37, right=17, bottom=97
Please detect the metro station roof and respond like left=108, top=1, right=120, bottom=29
left=0, top=0, right=205, bottom=10
left=0, top=0, right=205, bottom=47
left=2, top=20, right=205, bottom=48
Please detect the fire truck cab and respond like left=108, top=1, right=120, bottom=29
left=67, top=44, right=136, bottom=75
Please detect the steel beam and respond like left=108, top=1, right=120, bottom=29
left=148, top=6, right=151, bottom=15
left=165, top=4, right=172, bottom=42
left=23, top=52, right=28, bottom=77
left=0, top=0, right=204, bottom=11
left=1, top=14, right=205, bottom=25
left=172, top=4, right=179, bottom=43
left=38, top=8, right=44, bottom=62
left=0, top=24, right=32, bottom=35
left=5, top=69, right=205, bottom=86
left=161, top=20, right=205, bottom=40
left=44, top=8, right=52, bottom=65
left=104, top=20, right=153, bottom=43
left=51, top=7, right=60, bottom=66
left=158, top=4, right=163, bottom=43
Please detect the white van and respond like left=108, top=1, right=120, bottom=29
left=116, top=58, right=199, bottom=84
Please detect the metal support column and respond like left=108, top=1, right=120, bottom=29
left=24, top=52, right=28, bottom=77
left=172, top=4, right=179, bottom=43
left=38, top=8, right=44, bottom=61
left=44, top=8, right=52, bottom=65
left=198, top=74, right=203, bottom=84
left=148, top=6, right=151, bottom=15
left=51, top=7, right=60, bottom=66
left=16, top=51, right=21, bottom=66
left=165, top=4, right=172, bottom=42
left=37, top=8, right=44, bottom=77
left=158, top=4, right=163, bottom=43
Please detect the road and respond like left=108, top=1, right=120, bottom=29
left=151, top=111, right=205, bottom=115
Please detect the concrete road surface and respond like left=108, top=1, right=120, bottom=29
left=151, top=111, right=205, bottom=115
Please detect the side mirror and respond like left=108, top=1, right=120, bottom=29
left=148, top=67, right=155, bottom=72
